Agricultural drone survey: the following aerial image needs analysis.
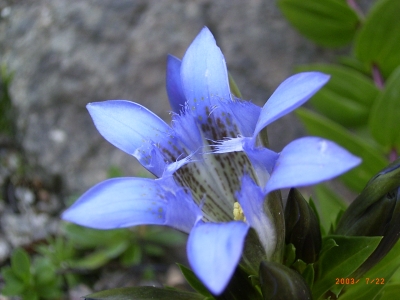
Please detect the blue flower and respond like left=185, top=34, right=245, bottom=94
left=62, top=27, right=361, bottom=295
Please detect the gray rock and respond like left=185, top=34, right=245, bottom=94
left=0, top=0, right=341, bottom=196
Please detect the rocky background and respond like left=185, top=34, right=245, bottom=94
left=0, top=0, right=356, bottom=296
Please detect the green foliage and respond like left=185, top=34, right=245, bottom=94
left=369, top=66, right=400, bottom=149
left=339, top=239, right=400, bottom=300
left=354, top=0, right=400, bottom=78
left=177, top=263, right=214, bottom=298
left=296, top=64, right=378, bottom=127
left=312, top=185, right=347, bottom=234
left=1, top=248, right=62, bottom=299
left=281, top=0, right=400, bottom=194
left=259, top=261, right=312, bottom=299
left=84, top=286, right=206, bottom=300
left=277, top=0, right=359, bottom=47
left=312, top=236, right=382, bottom=299
left=1, top=224, right=186, bottom=298
left=64, top=224, right=185, bottom=270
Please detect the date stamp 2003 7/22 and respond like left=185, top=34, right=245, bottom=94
left=335, top=278, right=385, bottom=285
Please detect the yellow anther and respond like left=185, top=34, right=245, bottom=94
left=233, top=202, right=246, bottom=222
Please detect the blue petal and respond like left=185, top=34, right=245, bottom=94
left=237, top=175, right=275, bottom=259
left=62, top=177, right=202, bottom=233
left=166, top=55, right=186, bottom=113
left=253, top=72, right=330, bottom=138
left=172, top=112, right=203, bottom=153
left=87, top=100, right=183, bottom=176
left=242, top=142, right=279, bottom=188
left=218, top=99, right=261, bottom=137
left=187, top=221, right=249, bottom=295
left=265, top=137, right=362, bottom=193
left=180, top=27, right=231, bottom=118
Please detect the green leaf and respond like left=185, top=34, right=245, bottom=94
left=143, top=227, right=186, bottom=247
left=339, top=239, right=400, bottom=299
left=369, top=65, right=400, bottom=149
left=64, top=223, right=130, bottom=249
left=296, top=108, right=387, bottom=191
left=70, top=240, right=129, bottom=270
left=143, top=244, right=164, bottom=257
left=355, top=0, right=400, bottom=78
left=11, top=248, right=31, bottom=284
left=177, top=263, right=213, bottom=298
left=120, top=245, right=142, bottom=266
left=278, top=0, right=359, bottom=47
left=33, top=257, right=57, bottom=286
left=84, top=286, right=205, bottom=300
left=375, top=284, right=400, bottom=300
left=313, top=184, right=348, bottom=234
left=319, top=238, right=338, bottom=255
left=1, top=267, right=25, bottom=295
left=338, top=56, right=372, bottom=75
left=21, top=291, right=39, bottom=300
left=0, top=64, right=16, bottom=136
left=228, top=73, right=243, bottom=98
left=283, top=243, right=296, bottom=267
left=302, top=264, right=315, bottom=289
left=313, top=235, right=382, bottom=299
left=107, top=165, right=124, bottom=178
left=296, top=64, right=379, bottom=127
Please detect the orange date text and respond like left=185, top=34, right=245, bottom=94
left=365, top=278, right=385, bottom=284
left=335, top=278, right=359, bottom=285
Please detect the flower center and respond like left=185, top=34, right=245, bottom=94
left=233, top=202, right=246, bottom=222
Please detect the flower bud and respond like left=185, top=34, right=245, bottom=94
left=259, top=260, right=312, bottom=300
left=336, top=158, right=400, bottom=275
left=285, top=188, right=322, bottom=263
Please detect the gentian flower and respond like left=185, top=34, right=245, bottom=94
left=62, top=27, right=361, bottom=295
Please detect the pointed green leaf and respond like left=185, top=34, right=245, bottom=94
left=64, top=223, right=130, bottom=249
left=319, top=238, right=338, bottom=255
left=355, top=0, right=400, bottom=78
left=338, top=56, right=372, bottom=75
left=339, top=239, right=400, bottom=300
left=369, top=65, right=400, bottom=149
left=283, top=243, right=296, bottom=267
left=1, top=267, right=25, bottom=295
left=302, top=264, right=315, bottom=289
left=313, top=235, right=382, bottom=299
left=143, top=228, right=186, bottom=247
left=296, top=64, right=379, bottom=127
left=11, top=248, right=31, bottom=283
left=177, top=263, right=213, bottom=298
left=278, top=0, right=359, bottom=47
left=84, top=286, right=205, bottom=300
left=33, top=257, right=57, bottom=286
left=217, top=267, right=263, bottom=300
left=70, top=240, right=129, bottom=270
left=228, top=73, right=243, bottom=98
left=296, top=108, right=387, bottom=191
left=120, top=245, right=142, bottom=266
left=313, top=184, right=348, bottom=234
